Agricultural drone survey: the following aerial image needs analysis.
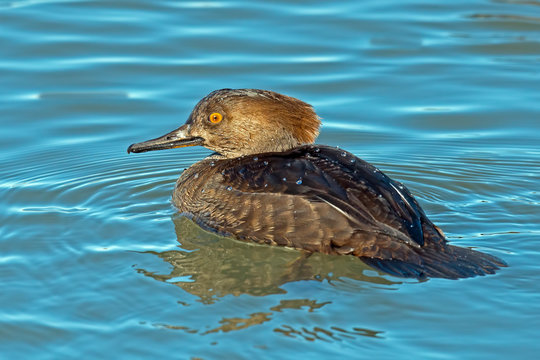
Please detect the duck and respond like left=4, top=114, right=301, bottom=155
left=128, top=88, right=506, bottom=279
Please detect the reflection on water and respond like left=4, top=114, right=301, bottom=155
left=271, top=299, right=332, bottom=313
left=137, top=215, right=390, bottom=339
left=155, top=312, right=383, bottom=342
left=274, top=325, right=383, bottom=341
left=139, top=215, right=400, bottom=304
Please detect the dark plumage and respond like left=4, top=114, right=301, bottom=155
left=128, top=88, right=506, bottom=279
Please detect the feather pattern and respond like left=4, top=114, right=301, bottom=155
left=174, top=145, right=506, bottom=279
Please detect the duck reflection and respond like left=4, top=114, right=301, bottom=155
left=140, top=215, right=400, bottom=304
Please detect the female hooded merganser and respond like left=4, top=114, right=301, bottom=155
left=128, top=88, right=506, bottom=279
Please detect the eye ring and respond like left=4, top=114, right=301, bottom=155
left=209, top=112, right=223, bottom=124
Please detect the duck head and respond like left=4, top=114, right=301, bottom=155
left=127, top=88, right=320, bottom=158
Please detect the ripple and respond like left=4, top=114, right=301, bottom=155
left=14, top=206, right=88, bottom=214
left=274, top=325, right=383, bottom=341
left=168, top=1, right=230, bottom=9
left=0, top=255, right=25, bottom=264
left=0, top=0, right=83, bottom=9
left=38, top=91, right=129, bottom=99
left=468, top=13, right=540, bottom=24
left=396, top=105, right=476, bottom=113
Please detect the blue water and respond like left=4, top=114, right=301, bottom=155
left=1, top=0, right=539, bottom=359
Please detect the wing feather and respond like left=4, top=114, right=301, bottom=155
left=175, top=145, right=435, bottom=260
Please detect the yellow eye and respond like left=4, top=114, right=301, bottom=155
left=209, top=112, right=223, bottom=124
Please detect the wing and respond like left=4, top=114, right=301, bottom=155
left=175, top=145, right=444, bottom=261
left=174, top=145, right=506, bottom=279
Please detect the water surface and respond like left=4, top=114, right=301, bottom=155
left=1, top=0, right=539, bottom=359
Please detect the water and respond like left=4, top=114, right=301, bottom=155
left=1, top=0, right=539, bottom=358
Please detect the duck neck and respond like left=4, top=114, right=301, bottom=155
left=218, top=134, right=303, bottom=158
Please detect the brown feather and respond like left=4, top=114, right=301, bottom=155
left=174, top=145, right=506, bottom=279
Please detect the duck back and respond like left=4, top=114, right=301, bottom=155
left=174, top=145, right=506, bottom=279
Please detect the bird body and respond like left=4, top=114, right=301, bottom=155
left=128, top=89, right=506, bottom=279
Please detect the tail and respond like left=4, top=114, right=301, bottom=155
left=361, top=244, right=507, bottom=280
